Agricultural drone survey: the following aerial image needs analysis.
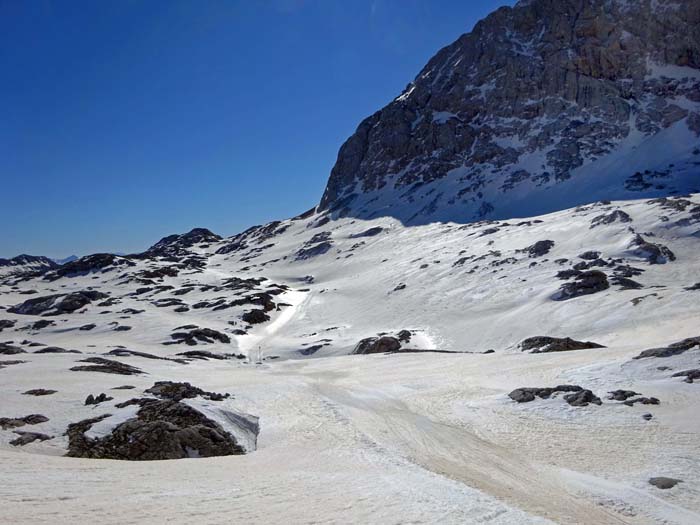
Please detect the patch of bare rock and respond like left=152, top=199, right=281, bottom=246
left=66, top=381, right=257, bottom=461
left=508, top=385, right=602, bottom=407
left=633, top=336, right=700, bottom=359
left=519, top=336, right=605, bottom=353
left=10, top=431, right=53, bottom=446
left=70, top=357, right=143, bottom=376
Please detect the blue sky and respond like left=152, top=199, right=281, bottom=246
left=0, top=0, right=513, bottom=258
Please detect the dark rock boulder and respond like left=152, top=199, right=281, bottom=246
left=563, top=389, right=602, bottom=407
left=520, top=336, right=605, bottom=353
left=671, top=369, right=700, bottom=383
left=508, top=385, right=583, bottom=403
left=176, top=350, right=242, bottom=361
left=0, top=343, right=26, bottom=355
left=295, top=241, right=333, bottom=260
left=396, top=330, right=412, bottom=343
left=556, top=269, right=582, bottom=280
left=170, top=328, right=231, bottom=345
left=10, top=431, right=53, bottom=446
left=85, top=393, right=114, bottom=405
left=607, top=390, right=640, bottom=401
left=508, top=389, right=538, bottom=403
left=145, top=381, right=230, bottom=402
left=0, top=359, right=26, bottom=369
left=611, top=276, right=643, bottom=289
left=622, top=397, right=660, bottom=406
left=34, top=346, right=81, bottom=354
left=649, top=477, right=682, bottom=489
left=0, top=319, right=16, bottom=332
left=590, top=210, right=632, bottom=228
left=23, top=389, right=57, bottom=396
left=105, top=349, right=173, bottom=361
left=353, top=336, right=402, bottom=354
left=553, top=270, right=609, bottom=301
left=523, top=240, right=555, bottom=257
left=138, top=266, right=180, bottom=280
left=70, top=357, right=143, bottom=375
left=241, top=309, right=270, bottom=325
left=0, top=414, right=49, bottom=430
left=634, top=336, right=700, bottom=359
left=66, top=398, right=257, bottom=460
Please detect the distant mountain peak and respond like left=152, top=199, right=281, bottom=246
left=52, top=255, right=79, bottom=265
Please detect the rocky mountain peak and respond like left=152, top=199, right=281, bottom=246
left=145, top=228, right=222, bottom=257
left=0, top=254, right=57, bottom=268
left=319, top=0, right=700, bottom=223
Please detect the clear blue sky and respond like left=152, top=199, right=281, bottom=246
left=0, top=0, right=512, bottom=258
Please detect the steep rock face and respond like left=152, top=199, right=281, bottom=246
left=319, top=0, right=700, bottom=223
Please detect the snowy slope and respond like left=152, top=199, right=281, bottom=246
left=1, top=194, right=699, bottom=523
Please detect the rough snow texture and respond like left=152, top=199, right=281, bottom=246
left=319, top=0, right=700, bottom=223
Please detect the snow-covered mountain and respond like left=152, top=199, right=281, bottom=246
left=0, top=254, right=57, bottom=278
left=2, top=0, right=700, bottom=523
left=320, top=0, right=700, bottom=223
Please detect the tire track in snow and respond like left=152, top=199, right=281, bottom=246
left=314, top=382, right=631, bottom=525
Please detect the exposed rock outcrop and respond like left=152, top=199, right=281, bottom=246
left=553, top=270, right=609, bottom=300
left=629, top=234, right=676, bottom=264
left=10, top=431, right=53, bottom=446
left=520, top=336, right=605, bottom=353
left=8, top=290, right=109, bottom=316
left=66, top=382, right=257, bottom=461
left=144, top=381, right=231, bottom=402
left=70, top=357, right=143, bottom=376
left=352, top=336, right=402, bottom=354
left=0, top=414, right=49, bottom=430
left=634, top=336, right=700, bottom=359
left=508, top=385, right=583, bottom=403
left=169, top=328, right=231, bottom=346
left=649, top=477, right=683, bottom=489
left=23, top=389, right=57, bottom=396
